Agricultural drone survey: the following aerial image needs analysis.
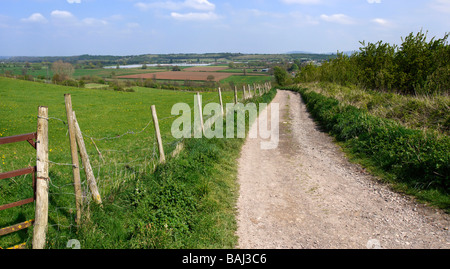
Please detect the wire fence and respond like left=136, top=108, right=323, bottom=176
left=0, top=82, right=272, bottom=248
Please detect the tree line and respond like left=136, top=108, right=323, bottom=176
left=294, top=30, right=450, bottom=95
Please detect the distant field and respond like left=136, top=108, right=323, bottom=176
left=0, top=66, right=165, bottom=79
left=118, top=71, right=238, bottom=82
left=74, top=68, right=164, bottom=78
left=221, top=75, right=272, bottom=85
left=183, top=66, right=229, bottom=72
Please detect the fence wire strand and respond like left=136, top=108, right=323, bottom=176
left=2, top=88, right=269, bottom=245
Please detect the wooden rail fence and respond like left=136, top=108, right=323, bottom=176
left=0, top=106, right=49, bottom=249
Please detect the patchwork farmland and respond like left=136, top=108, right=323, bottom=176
left=117, top=65, right=268, bottom=83
left=182, top=66, right=230, bottom=72
left=117, top=71, right=237, bottom=82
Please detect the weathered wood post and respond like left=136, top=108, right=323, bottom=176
left=218, top=87, right=224, bottom=116
left=73, top=111, right=102, bottom=205
left=197, top=92, right=204, bottom=134
left=151, top=105, right=166, bottom=164
left=242, top=85, right=246, bottom=100
left=33, top=106, right=49, bottom=249
left=234, top=86, right=238, bottom=104
left=64, top=94, right=82, bottom=224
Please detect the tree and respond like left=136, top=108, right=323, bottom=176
left=273, top=66, right=291, bottom=86
left=289, top=63, right=299, bottom=72
left=51, top=60, right=74, bottom=81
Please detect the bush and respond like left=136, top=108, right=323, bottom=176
left=295, top=30, right=450, bottom=95
left=273, top=66, right=292, bottom=86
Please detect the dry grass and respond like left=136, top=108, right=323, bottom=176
left=301, top=82, right=450, bottom=136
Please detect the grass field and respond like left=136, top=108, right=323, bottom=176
left=117, top=71, right=238, bottom=82
left=0, top=66, right=165, bottom=80
left=1, top=65, right=273, bottom=93
left=221, top=75, right=272, bottom=86
left=0, top=76, right=253, bottom=249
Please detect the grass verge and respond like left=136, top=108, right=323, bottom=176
left=300, top=82, right=450, bottom=135
left=46, top=87, right=277, bottom=249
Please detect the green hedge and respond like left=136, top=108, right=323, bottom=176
left=294, top=31, right=450, bottom=95
left=283, top=86, right=449, bottom=208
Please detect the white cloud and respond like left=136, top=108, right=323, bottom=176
left=372, top=18, right=390, bottom=26
left=320, top=14, right=355, bottom=25
left=136, top=0, right=215, bottom=11
left=371, top=18, right=396, bottom=29
left=21, top=13, right=48, bottom=23
left=184, top=0, right=215, bottom=11
left=51, top=10, right=76, bottom=20
left=49, top=10, right=112, bottom=28
left=82, top=18, right=108, bottom=26
left=67, top=0, right=81, bottom=3
left=367, top=0, right=381, bottom=3
left=171, top=11, right=219, bottom=21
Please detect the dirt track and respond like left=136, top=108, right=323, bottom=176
left=236, top=90, right=449, bottom=249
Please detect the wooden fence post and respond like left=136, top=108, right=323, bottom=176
left=64, top=94, right=82, bottom=224
left=242, top=85, right=246, bottom=100
left=197, top=92, right=204, bottom=134
left=73, top=111, right=102, bottom=205
left=151, top=105, right=166, bottom=164
left=234, top=86, right=238, bottom=104
left=33, top=106, right=49, bottom=249
left=218, top=87, right=224, bottom=116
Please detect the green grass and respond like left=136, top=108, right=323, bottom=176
left=301, top=82, right=450, bottom=135
left=220, top=75, right=272, bottom=86
left=74, top=68, right=164, bottom=79
left=0, top=76, right=255, bottom=249
left=0, top=66, right=165, bottom=80
left=84, top=83, right=109, bottom=89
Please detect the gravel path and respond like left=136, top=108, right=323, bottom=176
left=236, top=90, right=449, bottom=249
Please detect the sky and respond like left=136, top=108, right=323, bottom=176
left=0, top=0, right=449, bottom=56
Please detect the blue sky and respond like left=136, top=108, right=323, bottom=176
left=0, top=0, right=449, bottom=56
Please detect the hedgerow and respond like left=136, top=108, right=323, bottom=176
left=295, top=30, right=450, bottom=96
